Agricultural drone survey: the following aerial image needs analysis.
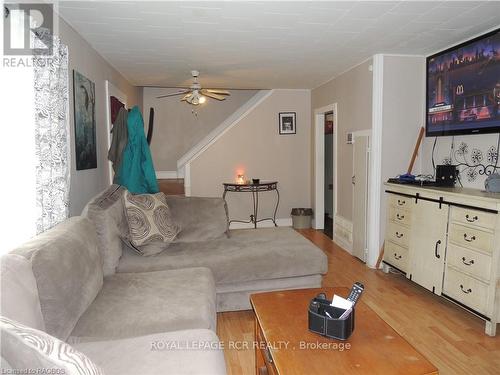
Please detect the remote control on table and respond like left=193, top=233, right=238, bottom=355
left=346, top=282, right=364, bottom=306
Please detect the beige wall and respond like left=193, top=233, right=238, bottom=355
left=379, top=55, right=425, bottom=250
left=381, top=55, right=425, bottom=183
left=143, top=88, right=257, bottom=171
left=59, top=17, right=141, bottom=216
left=190, top=90, right=311, bottom=222
left=311, top=59, right=373, bottom=221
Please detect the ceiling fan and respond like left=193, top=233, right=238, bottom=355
left=156, top=70, right=230, bottom=105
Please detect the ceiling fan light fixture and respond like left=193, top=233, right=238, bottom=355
left=156, top=71, right=231, bottom=105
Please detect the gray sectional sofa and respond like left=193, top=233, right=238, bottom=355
left=1, top=185, right=327, bottom=375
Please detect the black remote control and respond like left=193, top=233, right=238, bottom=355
left=346, top=282, right=364, bottom=306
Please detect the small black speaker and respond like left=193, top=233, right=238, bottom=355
left=436, top=165, right=457, bottom=187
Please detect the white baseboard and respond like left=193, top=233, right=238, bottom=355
left=229, top=218, right=292, bottom=229
left=332, top=234, right=353, bottom=254
left=334, top=214, right=353, bottom=253
left=156, top=170, right=184, bottom=179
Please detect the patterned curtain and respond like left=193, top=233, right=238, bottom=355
left=33, top=33, right=70, bottom=233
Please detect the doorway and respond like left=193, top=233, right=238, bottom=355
left=323, top=111, right=334, bottom=238
left=314, top=103, right=337, bottom=234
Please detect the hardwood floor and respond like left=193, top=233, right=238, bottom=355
left=158, top=178, right=185, bottom=196
left=216, top=229, right=500, bottom=375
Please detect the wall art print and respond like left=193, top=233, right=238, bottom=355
left=73, top=70, right=97, bottom=170
left=279, top=112, right=296, bottom=135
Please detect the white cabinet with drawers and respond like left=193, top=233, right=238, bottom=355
left=383, top=183, right=500, bottom=336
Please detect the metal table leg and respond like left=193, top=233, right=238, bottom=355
left=223, top=182, right=279, bottom=229
left=254, top=189, right=259, bottom=229
left=273, top=188, right=280, bottom=227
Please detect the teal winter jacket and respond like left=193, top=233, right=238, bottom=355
left=115, top=106, right=159, bottom=194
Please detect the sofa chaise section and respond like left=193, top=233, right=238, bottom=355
left=83, top=185, right=328, bottom=312
left=70, top=267, right=216, bottom=342
left=117, top=227, right=328, bottom=311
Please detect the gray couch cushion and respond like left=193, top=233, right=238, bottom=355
left=12, top=217, right=103, bottom=341
left=83, top=185, right=128, bottom=276
left=216, top=274, right=322, bottom=312
left=165, top=196, right=229, bottom=243
left=0, top=254, right=45, bottom=331
left=122, top=240, right=172, bottom=257
left=74, top=329, right=226, bottom=375
left=0, top=316, right=103, bottom=375
left=117, top=227, right=328, bottom=284
left=69, top=267, right=216, bottom=342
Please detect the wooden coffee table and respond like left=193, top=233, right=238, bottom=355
left=250, top=288, right=438, bottom=375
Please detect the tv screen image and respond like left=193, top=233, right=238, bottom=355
left=426, top=28, right=500, bottom=137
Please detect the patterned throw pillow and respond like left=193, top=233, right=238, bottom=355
left=123, top=191, right=180, bottom=254
left=0, top=316, right=103, bottom=375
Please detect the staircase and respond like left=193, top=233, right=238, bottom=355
left=158, top=179, right=185, bottom=196
left=175, top=90, right=272, bottom=197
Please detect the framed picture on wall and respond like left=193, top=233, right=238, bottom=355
left=279, top=112, right=296, bottom=135
left=73, top=70, right=97, bottom=170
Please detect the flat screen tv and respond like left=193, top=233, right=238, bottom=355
left=426, top=28, right=500, bottom=137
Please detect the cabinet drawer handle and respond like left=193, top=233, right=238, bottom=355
left=395, top=232, right=404, bottom=238
left=397, top=199, right=406, bottom=206
left=465, top=214, right=478, bottom=223
left=461, top=257, right=474, bottom=266
left=460, top=284, right=472, bottom=294
left=393, top=253, right=402, bottom=260
left=396, top=213, right=405, bottom=221
left=463, top=233, right=476, bottom=242
left=434, top=240, right=441, bottom=259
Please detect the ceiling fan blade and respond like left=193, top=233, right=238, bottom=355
left=202, top=89, right=230, bottom=95
left=181, top=93, right=192, bottom=101
left=203, top=92, right=227, bottom=101
left=156, top=89, right=190, bottom=99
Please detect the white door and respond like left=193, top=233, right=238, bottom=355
left=352, top=135, right=370, bottom=262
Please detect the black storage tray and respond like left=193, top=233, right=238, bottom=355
left=308, top=297, right=355, bottom=340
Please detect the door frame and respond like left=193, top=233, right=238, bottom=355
left=314, top=103, right=338, bottom=231
left=351, top=130, right=371, bottom=262
left=105, top=80, right=127, bottom=186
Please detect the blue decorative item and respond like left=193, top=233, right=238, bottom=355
left=398, top=173, right=416, bottom=182
left=485, top=173, right=500, bottom=193
left=115, top=106, right=159, bottom=194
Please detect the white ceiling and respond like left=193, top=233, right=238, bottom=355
left=58, top=1, right=500, bottom=89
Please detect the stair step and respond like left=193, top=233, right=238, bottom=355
left=158, top=179, right=185, bottom=196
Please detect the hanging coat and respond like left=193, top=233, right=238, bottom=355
left=108, top=107, right=128, bottom=176
left=115, top=106, right=159, bottom=194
